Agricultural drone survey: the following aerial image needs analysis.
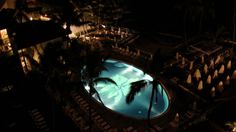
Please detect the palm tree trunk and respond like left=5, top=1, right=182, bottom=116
left=88, top=82, right=93, bottom=132
left=147, top=82, right=156, bottom=127
left=233, top=0, right=236, bottom=41
left=183, top=10, right=188, bottom=46
left=52, top=101, right=55, bottom=132
left=199, top=11, right=204, bottom=35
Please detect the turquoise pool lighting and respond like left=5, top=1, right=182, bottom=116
left=86, top=59, right=169, bottom=119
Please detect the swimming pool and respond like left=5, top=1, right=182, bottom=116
left=85, top=59, right=169, bottom=119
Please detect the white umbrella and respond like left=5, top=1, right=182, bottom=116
left=215, top=55, right=221, bottom=65
left=189, top=61, right=194, bottom=70
left=194, top=69, right=201, bottom=81
left=218, top=81, right=224, bottom=92
left=227, top=60, right=231, bottom=70
left=201, top=55, right=204, bottom=64
left=225, top=75, right=230, bottom=85
left=210, top=87, right=216, bottom=97
left=204, top=64, right=208, bottom=74
left=232, top=70, right=236, bottom=79
left=206, top=75, right=212, bottom=84
left=197, top=80, right=203, bottom=91
left=187, top=74, right=192, bottom=84
left=213, top=70, right=218, bottom=79
left=218, top=64, right=225, bottom=74
left=209, top=59, right=214, bottom=69
left=182, top=57, right=185, bottom=65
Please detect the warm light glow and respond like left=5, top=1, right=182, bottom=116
left=197, top=80, right=203, bottom=90
left=233, top=127, right=236, bottom=132
left=40, top=15, right=51, bottom=21
left=69, top=33, right=77, bottom=38
left=0, top=29, right=13, bottom=55
left=101, top=24, right=106, bottom=28
left=63, top=23, right=67, bottom=29
left=186, top=74, right=192, bottom=84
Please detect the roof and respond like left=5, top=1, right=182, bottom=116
left=14, top=20, right=70, bottom=49
left=0, top=9, right=16, bottom=29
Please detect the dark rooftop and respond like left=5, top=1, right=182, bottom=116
left=0, top=9, right=16, bottom=29
left=14, top=20, right=70, bottom=49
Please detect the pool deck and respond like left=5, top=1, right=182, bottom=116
left=70, top=86, right=177, bottom=131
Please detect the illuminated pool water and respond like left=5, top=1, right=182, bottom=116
left=86, top=59, right=169, bottom=119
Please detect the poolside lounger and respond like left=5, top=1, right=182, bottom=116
left=83, top=125, right=89, bottom=131
left=72, top=112, right=79, bottom=118
left=68, top=108, right=74, bottom=114
left=32, top=111, right=40, bottom=116
left=106, top=128, right=116, bottom=132
left=36, top=117, right=44, bottom=122
left=125, top=126, right=137, bottom=132
left=153, top=125, right=163, bottom=131
left=94, top=115, right=101, bottom=120
left=77, top=120, right=84, bottom=126
left=103, top=124, right=111, bottom=130
left=148, top=128, right=156, bottom=132
left=64, top=105, right=70, bottom=110
left=126, top=126, right=134, bottom=131
left=41, top=128, right=50, bottom=132
left=75, top=95, right=81, bottom=100
left=84, top=106, right=89, bottom=110
left=80, top=100, right=87, bottom=105
left=71, top=91, right=78, bottom=97
left=81, top=103, right=89, bottom=108
left=75, top=117, right=82, bottom=122
left=75, top=97, right=83, bottom=102
left=39, top=124, right=47, bottom=129
left=75, top=97, right=81, bottom=102
left=96, top=118, right=104, bottom=123
left=34, top=114, right=42, bottom=119
left=37, top=121, right=46, bottom=126
left=91, top=111, right=97, bottom=117
left=31, top=109, right=38, bottom=113
left=100, top=122, right=108, bottom=127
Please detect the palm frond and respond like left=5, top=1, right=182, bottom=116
left=126, top=92, right=134, bottom=104
left=126, top=80, right=148, bottom=104
left=93, top=65, right=108, bottom=75
left=89, top=85, right=96, bottom=95
left=93, top=88, right=105, bottom=106
left=93, top=77, right=117, bottom=86
left=130, top=80, right=148, bottom=86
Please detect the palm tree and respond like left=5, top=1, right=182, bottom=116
left=126, top=77, right=164, bottom=128
left=233, top=0, right=236, bottom=41
left=40, top=42, right=65, bottom=74
left=40, top=40, right=117, bottom=131
left=175, top=0, right=215, bottom=44
left=63, top=41, right=118, bottom=131
left=80, top=47, right=117, bottom=131
left=126, top=48, right=165, bottom=129
left=39, top=42, right=68, bottom=97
